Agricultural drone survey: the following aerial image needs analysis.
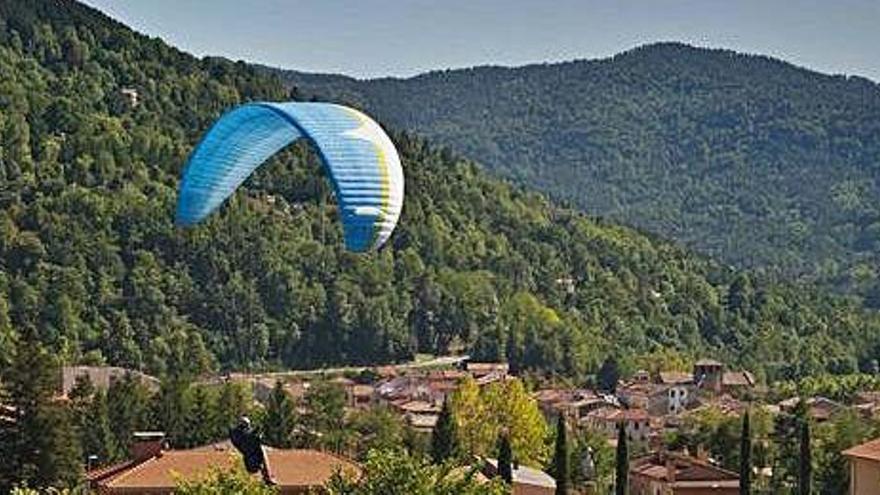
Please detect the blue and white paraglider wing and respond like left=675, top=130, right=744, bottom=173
left=176, top=102, right=404, bottom=252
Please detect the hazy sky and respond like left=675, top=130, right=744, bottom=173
left=83, top=0, right=879, bottom=81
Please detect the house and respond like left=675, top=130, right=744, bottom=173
left=693, top=359, right=724, bottom=393
left=583, top=407, right=651, bottom=442
left=61, top=366, right=159, bottom=397
left=657, top=372, right=694, bottom=413
left=534, top=388, right=609, bottom=421
left=843, top=437, right=880, bottom=495
left=391, top=400, right=442, bottom=433
left=629, top=451, right=739, bottom=495
left=120, top=88, right=139, bottom=107
left=482, top=458, right=556, bottom=495
left=778, top=396, right=844, bottom=423
left=617, top=382, right=676, bottom=416
left=88, top=435, right=359, bottom=494
left=464, top=361, right=510, bottom=378
left=720, top=371, right=756, bottom=393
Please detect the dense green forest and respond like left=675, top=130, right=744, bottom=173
left=0, top=0, right=879, bottom=382
left=274, top=44, right=880, bottom=303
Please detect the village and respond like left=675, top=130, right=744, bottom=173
left=50, top=357, right=880, bottom=495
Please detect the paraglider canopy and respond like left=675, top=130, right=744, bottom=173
left=176, top=102, right=404, bottom=252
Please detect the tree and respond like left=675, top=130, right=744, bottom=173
left=348, top=405, right=405, bottom=459
left=598, top=356, right=620, bottom=393
left=151, top=376, right=191, bottom=447
left=262, top=380, right=296, bottom=448
left=107, top=372, right=150, bottom=457
left=215, top=380, right=251, bottom=438
left=451, top=376, right=490, bottom=456
left=497, top=432, right=513, bottom=484
left=184, top=385, right=217, bottom=447
left=302, top=381, right=348, bottom=452
left=431, top=398, right=458, bottom=464
left=740, top=411, right=751, bottom=495
left=615, top=423, right=628, bottom=495
left=552, top=414, right=569, bottom=495
left=0, top=331, right=82, bottom=491
left=81, top=389, right=117, bottom=466
left=326, top=449, right=506, bottom=495
left=176, top=465, right=278, bottom=495
left=463, top=378, right=549, bottom=466
left=799, top=420, right=811, bottom=495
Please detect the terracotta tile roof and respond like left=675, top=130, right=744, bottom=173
left=658, top=372, right=693, bottom=385
left=465, top=362, right=510, bottom=376
left=585, top=407, right=648, bottom=422
left=843, top=437, right=880, bottom=462
left=721, top=371, right=755, bottom=387
left=93, top=442, right=359, bottom=493
left=85, top=459, right=139, bottom=483
left=630, top=451, right=739, bottom=485
left=394, top=400, right=440, bottom=414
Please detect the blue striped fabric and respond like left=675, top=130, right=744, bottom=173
left=176, top=102, right=404, bottom=252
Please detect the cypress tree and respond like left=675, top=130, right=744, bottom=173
left=798, top=420, right=811, bottom=495
left=497, top=431, right=513, bottom=484
left=615, top=422, right=628, bottom=495
left=263, top=380, right=295, bottom=448
left=598, top=356, right=620, bottom=393
left=431, top=397, right=457, bottom=463
left=553, top=414, right=570, bottom=495
left=740, top=411, right=751, bottom=495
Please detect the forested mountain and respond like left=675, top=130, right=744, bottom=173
left=1, top=0, right=879, bottom=383
left=274, top=44, right=880, bottom=303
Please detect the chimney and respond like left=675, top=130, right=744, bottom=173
left=131, top=431, right=165, bottom=462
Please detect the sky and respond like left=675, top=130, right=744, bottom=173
left=83, top=0, right=879, bottom=81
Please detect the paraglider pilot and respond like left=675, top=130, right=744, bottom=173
left=229, top=416, right=275, bottom=485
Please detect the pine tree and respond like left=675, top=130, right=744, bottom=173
left=263, top=380, right=295, bottom=448
left=497, top=431, right=513, bottom=484
left=0, top=330, right=83, bottom=490
left=69, top=375, right=117, bottom=465
left=799, top=419, right=811, bottom=495
left=216, top=381, right=250, bottom=439
left=82, top=392, right=118, bottom=467
left=151, top=376, right=191, bottom=447
left=431, top=397, right=457, bottom=463
left=553, top=414, right=569, bottom=495
left=740, top=411, right=751, bottom=495
left=184, top=385, right=217, bottom=447
left=107, top=372, right=150, bottom=457
left=615, top=423, right=628, bottom=495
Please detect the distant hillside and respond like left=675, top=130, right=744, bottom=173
left=273, top=44, right=880, bottom=304
left=1, top=1, right=879, bottom=382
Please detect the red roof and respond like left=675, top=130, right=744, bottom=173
left=843, top=437, right=880, bottom=462
left=90, top=442, right=359, bottom=494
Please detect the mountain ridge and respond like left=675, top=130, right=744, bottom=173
left=269, top=42, right=879, bottom=87
left=272, top=41, right=880, bottom=303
